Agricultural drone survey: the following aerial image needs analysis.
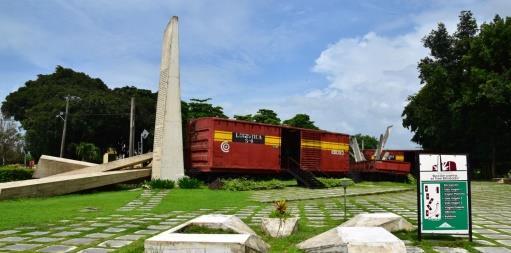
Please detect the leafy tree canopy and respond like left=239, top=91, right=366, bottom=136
left=1, top=66, right=156, bottom=160
left=352, top=134, right=378, bottom=150
left=402, top=11, right=511, bottom=178
left=283, top=114, right=319, bottom=130
left=252, top=109, right=281, bottom=125
left=183, top=98, right=227, bottom=121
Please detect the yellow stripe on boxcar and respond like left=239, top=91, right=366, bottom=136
left=265, top=136, right=281, bottom=146
left=214, top=130, right=232, bottom=142
left=301, top=139, right=349, bottom=151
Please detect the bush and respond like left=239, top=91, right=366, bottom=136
left=269, top=199, right=291, bottom=219
left=143, top=179, right=175, bottom=189
left=0, top=165, right=33, bottom=182
left=220, top=178, right=286, bottom=191
left=318, top=177, right=354, bottom=188
left=177, top=177, right=202, bottom=189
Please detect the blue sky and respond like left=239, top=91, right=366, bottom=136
left=1, top=0, right=510, bottom=148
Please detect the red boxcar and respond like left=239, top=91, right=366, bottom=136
left=186, top=118, right=350, bottom=175
left=350, top=160, right=411, bottom=175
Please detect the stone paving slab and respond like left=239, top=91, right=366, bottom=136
left=61, top=237, right=97, bottom=246
left=407, top=246, right=425, bottom=253
left=1, top=243, right=42, bottom=251
left=77, top=248, right=113, bottom=253
left=0, top=230, right=19, bottom=235
left=37, top=245, right=77, bottom=253
left=0, top=236, right=26, bottom=242
left=475, top=247, right=511, bottom=253
left=97, top=239, right=133, bottom=248
left=433, top=247, right=469, bottom=253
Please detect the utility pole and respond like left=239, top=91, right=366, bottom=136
left=58, top=95, right=80, bottom=158
left=128, top=97, right=135, bottom=157
left=59, top=96, right=70, bottom=157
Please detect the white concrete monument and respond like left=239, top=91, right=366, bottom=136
left=152, top=16, right=185, bottom=180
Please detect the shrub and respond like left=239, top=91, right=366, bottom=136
left=143, top=179, right=175, bottom=189
left=0, top=165, right=33, bottom=182
left=318, top=177, right=354, bottom=188
left=178, top=177, right=202, bottom=189
left=220, top=178, right=286, bottom=191
left=270, top=199, right=291, bottom=219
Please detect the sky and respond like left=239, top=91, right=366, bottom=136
left=0, top=0, right=510, bottom=149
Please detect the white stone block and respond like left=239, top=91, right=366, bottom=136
left=297, top=226, right=406, bottom=253
left=261, top=217, right=298, bottom=237
left=341, top=212, right=414, bottom=232
left=145, top=214, right=269, bottom=253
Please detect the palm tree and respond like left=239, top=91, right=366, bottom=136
left=75, top=142, right=100, bottom=162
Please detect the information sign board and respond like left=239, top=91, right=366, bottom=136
left=418, top=154, right=471, bottom=238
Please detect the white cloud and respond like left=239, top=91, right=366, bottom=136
left=275, top=0, right=511, bottom=149
left=307, top=31, right=427, bottom=148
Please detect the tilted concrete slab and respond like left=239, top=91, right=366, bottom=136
left=145, top=214, right=270, bottom=253
left=340, top=212, right=414, bottom=232
left=297, top=226, right=406, bottom=253
left=34, top=155, right=97, bottom=178
left=48, top=153, right=152, bottom=177
left=0, top=169, right=150, bottom=200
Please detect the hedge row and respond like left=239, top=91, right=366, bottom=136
left=220, top=178, right=286, bottom=191
left=0, top=165, right=34, bottom=182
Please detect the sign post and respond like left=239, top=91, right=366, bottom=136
left=418, top=154, right=472, bottom=241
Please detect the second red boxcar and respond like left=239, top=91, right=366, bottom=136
left=362, top=149, right=406, bottom=161
left=186, top=118, right=350, bottom=175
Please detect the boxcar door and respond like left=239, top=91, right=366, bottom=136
left=280, top=128, right=301, bottom=169
left=300, top=131, right=321, bottom=172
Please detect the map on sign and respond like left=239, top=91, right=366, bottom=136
left=419, top=154, right=470, bottom=235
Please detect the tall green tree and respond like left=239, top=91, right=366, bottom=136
left=1, top=66, right=157, bottom=160
left=183, top=98, right=227, bottom=121
left=283, top=114, right=319, bottom=129
left=252, top=109, right=281, bottom=125
left=352, top=134, right=378, bottom=149
left=402, top=11, right=511, bottom=178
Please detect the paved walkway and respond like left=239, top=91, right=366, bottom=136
left=0, top=182, right=509, bottom=252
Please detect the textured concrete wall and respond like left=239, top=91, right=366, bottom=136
left=152, top=16, right=185, bottom=180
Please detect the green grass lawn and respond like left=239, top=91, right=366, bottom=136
left=0, top=189, right=140, bottom=230
left=153, top=188, right=254, bottom=212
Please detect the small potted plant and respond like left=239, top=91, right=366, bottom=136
left=261, top=199, right=298, bottom=237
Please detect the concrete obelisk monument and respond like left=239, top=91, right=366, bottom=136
left=152, top=16, right=185, bottom=180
